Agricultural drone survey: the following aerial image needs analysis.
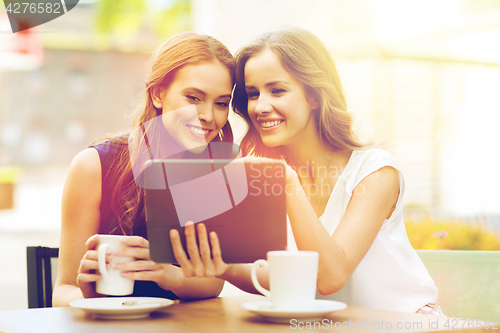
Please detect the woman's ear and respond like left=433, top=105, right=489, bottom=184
left=150, top=86, right=163, bottom=109
left=308, top=93, right=320, bottom=111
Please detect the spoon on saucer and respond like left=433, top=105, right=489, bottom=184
left=122, top=300, right=171, bottom=306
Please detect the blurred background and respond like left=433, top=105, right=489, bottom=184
left=1, top=0, right=499, bottom=310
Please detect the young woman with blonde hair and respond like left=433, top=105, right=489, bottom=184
left=172, top=27, right=444, bottom=316
left=53, top=32, right=237, bottom=306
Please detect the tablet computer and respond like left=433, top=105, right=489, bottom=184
left=143, top=158, right=287, bottom=264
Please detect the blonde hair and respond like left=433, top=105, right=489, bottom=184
left=232, top=27, right=364, bottom=159
left=94, top=32, right=235, bottom=234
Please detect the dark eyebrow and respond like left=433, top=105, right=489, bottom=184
left=184, top=87, right=206, bottom=96
left=185, top=87, right=230, bottom=99
left=245, top=81, right=289, bottom=90
left=265, top=80, right=289, bottom=87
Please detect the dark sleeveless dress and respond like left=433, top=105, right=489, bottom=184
left=91, top=137, right=238, bottom=299
left=91, top=142, right=180, bottom=300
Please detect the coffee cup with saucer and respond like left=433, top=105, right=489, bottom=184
left=241, top=251, right=347, bottom=323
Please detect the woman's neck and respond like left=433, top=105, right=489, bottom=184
left=286, top=144, right=333, bottom=169
left=284, top=136, right=353, bottom=184
left=282, top=133, right=354, bottom=217
left=284, top=138, right=335, bottom=181
left=284, top=125, right=332, bottom=163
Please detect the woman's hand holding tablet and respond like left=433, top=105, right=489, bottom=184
left=170, top=222, right=229, bottom=278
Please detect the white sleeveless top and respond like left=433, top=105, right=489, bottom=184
left=287, top=148, right=438, bottom=313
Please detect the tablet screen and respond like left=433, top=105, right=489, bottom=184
left=143, top=158, right=287, bottom=263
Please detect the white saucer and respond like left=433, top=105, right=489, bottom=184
left=70, top=297, right=174, bottom=320
left=241, top=299, right=347, bottom=324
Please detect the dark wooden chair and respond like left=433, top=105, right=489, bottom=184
left=26, top=246, right=59, bottom=308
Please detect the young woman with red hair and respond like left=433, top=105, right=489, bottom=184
left=53, top=32, right=236, bottom=306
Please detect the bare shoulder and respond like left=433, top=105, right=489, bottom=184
left=69, top=148, right=101, bottom=177
left=358, top=166, right=399, bottom=194
left=57, top=148, right=102, bottom=298
left=367, top=165, right=399, bottom=182
left=63, top=148, right=102, bottom=202
left=351, top=167, right=399, bottom=219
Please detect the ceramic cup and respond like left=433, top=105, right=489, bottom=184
left=250, top=251, right=319, bottom=311
left=96, top=235, right=135, bottom=296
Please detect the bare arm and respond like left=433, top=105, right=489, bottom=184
left=53, top=148, right=102, bottom=306
left=170, top=223, right=269, bottom=295
left=168, top=159, right=399, bottom=297
left=286, top=166, right=400, bottom=295
left=115, top=235, right=224, bottom=299
left=218, top=263, right=269, bottom=295
left=170, top=274, right=224, bottom=300
left=53, top=148, right=224, bottom=306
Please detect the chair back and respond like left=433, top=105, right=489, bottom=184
left=26, top=246, right=59, bottom=308
left=416, top=249, right=500, bottom=319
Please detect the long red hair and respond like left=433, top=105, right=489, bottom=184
left=93, top=32, right=235, bottom=235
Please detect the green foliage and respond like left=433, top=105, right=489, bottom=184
left=151, top=0, right=191, bottom=38
left=94, top=0, right=191, bottom=38
left=95, top=0, right=147, bottom=35
left=406, top=219, right=500, bottom=250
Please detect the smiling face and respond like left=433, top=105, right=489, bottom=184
left=244, top=49, right=319, bottom=148
left=152, top=61, right=232, bottom=153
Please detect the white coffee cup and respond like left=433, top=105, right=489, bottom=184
left=251, top=251, right=319, bottom=311
left=96, top=235, right=135, bottom=296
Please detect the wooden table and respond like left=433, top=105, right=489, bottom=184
left=0, top=295, right=495, bottom=333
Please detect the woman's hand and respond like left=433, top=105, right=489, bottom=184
left=76, top=234, right=108, bottom=299
left=111, top=236, right=185, bottom=292
left=284, top=162, right=299, bottom=185
left=170, top=222, right=230, bottom=278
